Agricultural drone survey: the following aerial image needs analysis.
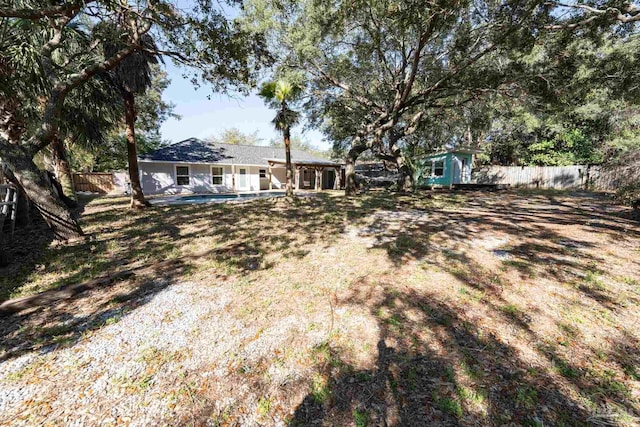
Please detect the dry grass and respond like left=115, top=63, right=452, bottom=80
left=1, top=189, right=639, bottom=426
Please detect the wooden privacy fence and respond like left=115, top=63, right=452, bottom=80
left=72, top=173, right=114, bottom=193
left=472, top=165, right=631, bottom=191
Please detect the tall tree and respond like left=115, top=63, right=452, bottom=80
left=478, top=27, right=640, bottom=166
left=259, top=80, right=301, bottom=197
left=0, top=0, right=268, bottom=239
left=244, top=0, right=543, bottom=193
left=244, top=0, right=639, bottom=195
left=102, top=25, right=159, bottom=209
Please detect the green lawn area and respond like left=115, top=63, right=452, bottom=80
left=0, top=190, right=639, bottom=426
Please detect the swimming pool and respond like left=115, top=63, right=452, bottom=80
left=161, top=191, right=286, bottom=205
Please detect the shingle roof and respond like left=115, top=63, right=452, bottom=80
left=139, top=138, right=335, bottom=166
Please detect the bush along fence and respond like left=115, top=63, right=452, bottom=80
left=472, top=164, right=637, bottom=192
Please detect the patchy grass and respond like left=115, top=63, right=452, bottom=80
left=352, top=408, right=368, bottom=427
left=310, top=373, right=331, bottom=404
left=1, top=190, right=639, bottom=426
left=433, top=392, right=463, bottom=417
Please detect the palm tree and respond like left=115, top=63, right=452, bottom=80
left=259, top=80, right=301, bottom=198
left=103, top=27, right=158, bottom=209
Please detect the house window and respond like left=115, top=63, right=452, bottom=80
left=176, top=166, right=190, bottom=186
left=432, top=160, right=445, bottom=177
left=212, top=167, right=224, bottom=185
left=259, top=169, right=267, bottom=178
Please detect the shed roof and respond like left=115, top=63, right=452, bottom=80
left=139, top=138, right=333, bottom=166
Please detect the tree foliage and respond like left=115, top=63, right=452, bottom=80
left=244, top=0, right=639, bottom=190
left=0, top=0, right=269, bottom=238
left=268, top=133, right=327, bottom=157
left=480, top=30, right=640, bottom=166
left=243, top=0, right=551, bottom=192
left=206, top=128, right=264, bottom=146
left=67, top=65, right=177, bottom=172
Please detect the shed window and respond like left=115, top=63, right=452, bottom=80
left=212, top=167, right=224, bottom=185
left=432, top=160, right=445, bottom=177
left=259, top=169, right=267, bottom=178
left=176, top=166, right=190, bottom=186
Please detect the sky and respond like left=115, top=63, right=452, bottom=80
left=159, top=61, right=331, bottom=150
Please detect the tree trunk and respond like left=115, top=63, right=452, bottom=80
left=51, top=136, right=77, bottom=201
left=1, top=141, right=83, bottom=240
left=15, top=187, right=30, bottom=227
left=395, top=151, right=414, bottom=192
left=0, top=244, right=6, bottom=267
left=46, top=171, right=77, bottom=209
left=345, top=143, right=368, bottom=196
left=284, top=126, right=294, bottom=198
left=124, top=90, right=150, bottom=209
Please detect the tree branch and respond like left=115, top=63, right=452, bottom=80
left=27, top=43, right=142, bottom=155
left=308, top=60, right=382, bottom=110
left=0, top=1, right=90, bottom=19
left=545, top=1, right=640, bottom=29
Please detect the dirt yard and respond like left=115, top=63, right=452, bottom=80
left=0, top=190, right=639, bottom=426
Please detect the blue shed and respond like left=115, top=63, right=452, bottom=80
left=418, top=148, right=481, bottom=188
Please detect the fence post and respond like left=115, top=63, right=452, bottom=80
left=585, top=165, right=590, bottom=191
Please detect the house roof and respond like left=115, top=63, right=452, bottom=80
left=138, top=138, right=334, bottom=166
left=266, top=158, right=341, bottom=167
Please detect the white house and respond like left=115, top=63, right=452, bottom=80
left=138, top=138, right=343, bottom=195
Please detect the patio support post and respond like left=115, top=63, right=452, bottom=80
left=231, top=164, right=236, bottom=191
left=268, top=163, right=273, bottom=191
left=334, top=167, right=341, bottom=190
left=295, top=167, right=300, bottom=190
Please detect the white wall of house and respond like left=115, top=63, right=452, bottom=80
left=140, top=162, right=175, bottom=194
left=139, top=161, right=287, bottom=195
left=271, top=168, right=285, bottom=189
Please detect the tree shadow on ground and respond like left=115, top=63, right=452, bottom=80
left=0, top=192, right=392, bottom=360
left=0, top=208, right=54, bottom=301
left=289, top=282, right=638, bottom=426
left=0, top=194, right=102, bottom=301
left=1, top=189, right=638, bottom=424
left=283, top=190, right=640, bottom=426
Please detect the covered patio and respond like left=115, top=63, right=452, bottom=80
left=266, top=159, right=344, bottom=191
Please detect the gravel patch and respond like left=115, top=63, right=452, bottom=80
left=0, top=280, right=270, bottom=426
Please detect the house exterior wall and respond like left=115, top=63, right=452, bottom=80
left=140, top=162, right=177, bottom=194
left=271, top=168, right=285, bottom=189
left=139, top=161, right=288, bottom=195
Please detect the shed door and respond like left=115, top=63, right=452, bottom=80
left=461, top=158, right=471, bottom=184
left=452, top=157, right=462, bottom=184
